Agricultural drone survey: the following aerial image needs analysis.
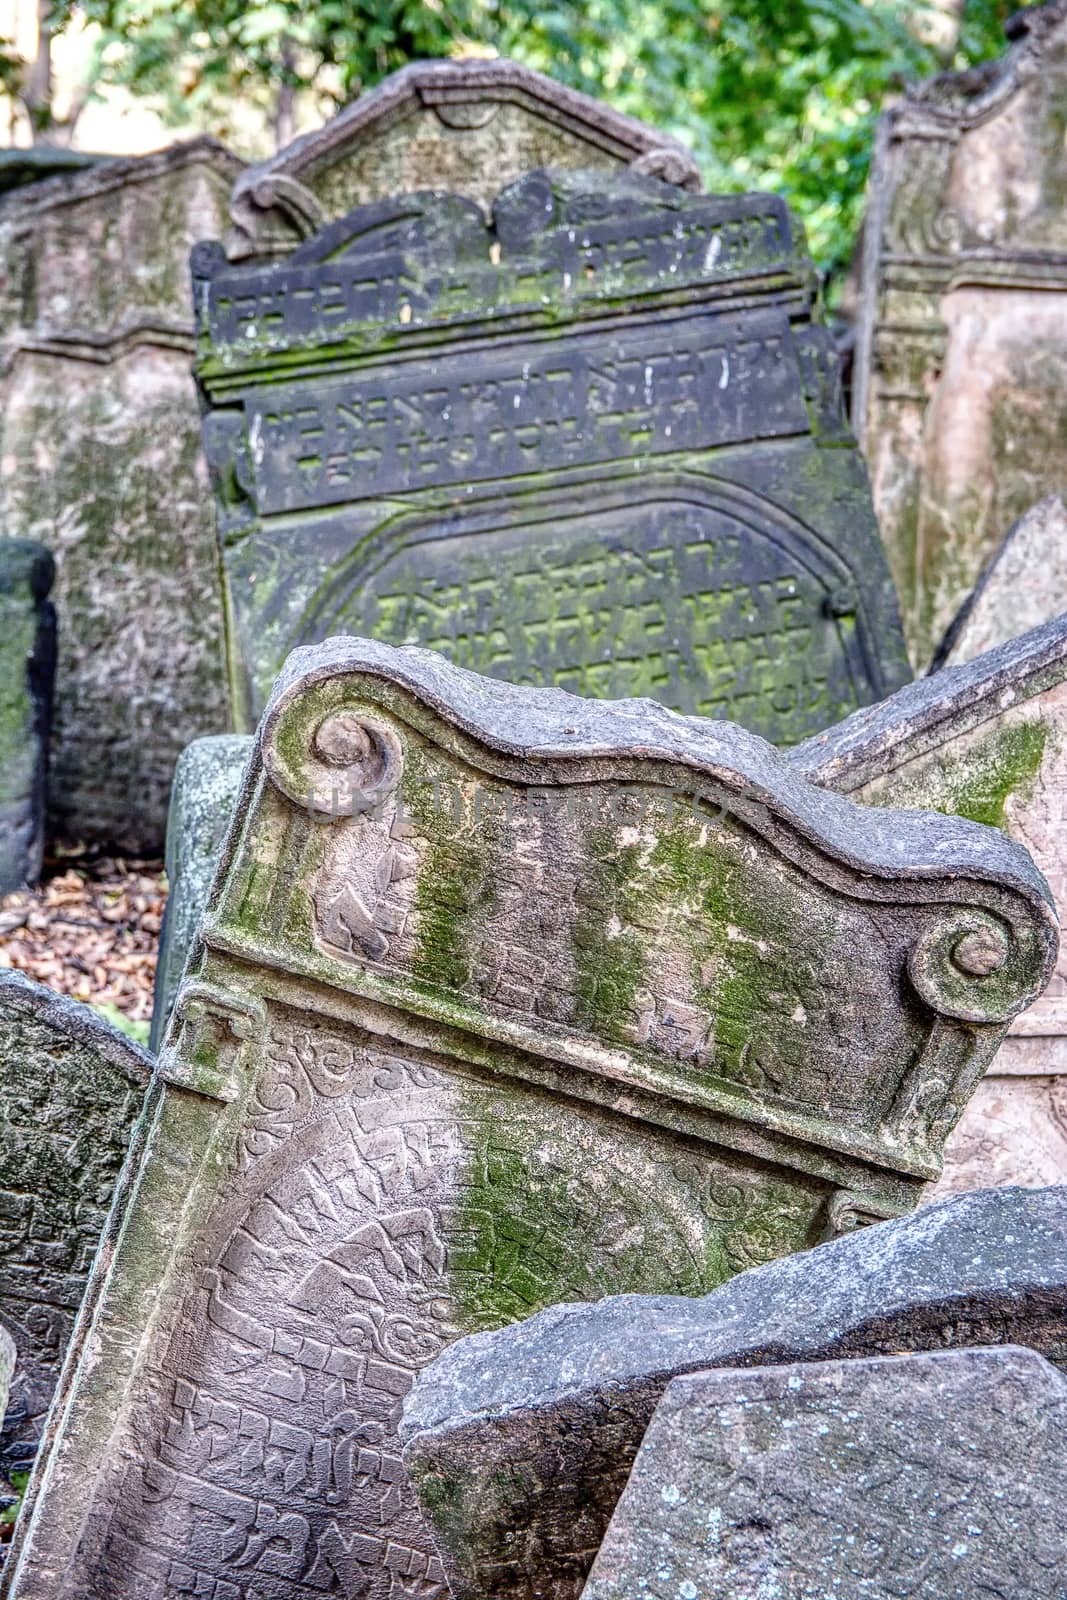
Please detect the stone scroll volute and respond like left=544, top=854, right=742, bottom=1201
left=4, top=638, right=1056, bottom=1600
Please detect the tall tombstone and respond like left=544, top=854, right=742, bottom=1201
left=0, top=139, right=244, bottom=850
left=195, top=169, right=909, bottom=743
left=793, top=611, right=1067, bottom=1193
left=0, top=541, right=55, bottom=894
left=0, top=972, right=151, bottom=1483
left=4, top=638, right=1054, bottom=1600
left=853, top=0, right=1067, bottom=667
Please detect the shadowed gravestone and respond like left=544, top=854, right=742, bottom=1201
left=4, top=639, right=1054, bottom=1600
left=584, top=1348, right=1067, bottom=1600
left=0, top=542, right=54, bottom=894
left=400, top=1184, right=1067, bottom=1600
left=195, top=166, right=909, bottom=742
left=0, top=972, right=151, bottom=1483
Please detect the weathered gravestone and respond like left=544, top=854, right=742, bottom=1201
left=401, top=1183, right=1067, bottom=1600
left=0, top=971, right=151, bottom=1483
left=0, top=138, right=243, bottom=849
left=2, top=639, right=1054, bottom=1600
left=0, top=541, right=55, bottom=894
left=226, top=57, right=700, bottom=262
left=582, top=1347, right=1067, bottom=1600
left=937, top=495, right=1067, bottom=667
left=793, top=611, right=1067, bottom=1193
left=194, top=167, right=910, bottom=742
left=853, top=0, right=1067, bottom=667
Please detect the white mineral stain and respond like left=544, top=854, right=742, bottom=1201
left=792, top=1004, right=808, bottom=1024
left=661, top=1484, right=681, bottom=1506
left=705, top=235, right=722, bottom=269
left=719, top=354, right=730, bottom=388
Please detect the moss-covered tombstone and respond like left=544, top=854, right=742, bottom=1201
left=196, top=164, right=909, bottom=746
left=5, top=639, right=1055, bottom=1600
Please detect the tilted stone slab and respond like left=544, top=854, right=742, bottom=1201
left=0, top=541, right=54, bottom=893
left=0, top=139, right=243, bottom=849
left=0, top=972, right=151, bottom=1480
left=226, top=56, right=699, bottom=261
left=793, top=611, right=1067, bottom=1189
left=853, top=0, right=1067, bottom=666
left=195, top=166, right=909, bottom=745
left=583, top=1347, right=1067, bottom=1600
left=937, top=495, right=1067, bottom=667
left=4, top=639, right=1053, bottom=1599
left=400, top=1183, right=1067, bottom=1600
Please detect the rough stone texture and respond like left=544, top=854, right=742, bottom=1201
left=853, top=0, right=1067, bottom=668
left=225, top=57, right=701, bottom=262
left=793, top=612, right=1067, bottom=1191
left=0, top=970, right=151, bottom=1481
left=0, top=139, right=244, bottom=849
left=938, top=495, right=1067, bottom=666
left=582, top=1347, right=1067, bottom=1600
left=0, top=1329, right=13, bottom=1443
left=150, top=734, right=253, bottom=1051
left=401, top=1184, right=1067, bottom=1600
left=4, top=639, right=1052, bottom=1600
left=0, top=541, right=55, bottom=893
left=197, top=169, right=910, bottom=746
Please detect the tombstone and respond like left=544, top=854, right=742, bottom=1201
left=194, top=166, right=910, bottom=743
left=0, top=138, right=244, bottom=850
left=0, top=971, right=151, bottom=1482
left=937, top=495, right=1067, bottom=667
left=0, top=542, right=55, bottom=893
left=226, top=57, right=700, bottom=262
left=3, top=638, right=1054, bottom=1600
left=853, top=0, right=1067, bottom=667
left=151, top=734, right=253, bottom=1050
left=792, top=611, right=1067, bottom=1193
left=582, top=1347, right=1067, bottom=1600
left=401, top=1184, right=1067, bottom=1600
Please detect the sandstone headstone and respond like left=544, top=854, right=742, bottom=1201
left=937, top=495, right=1067, bottom=666
left=853, top=0, right=1067, bottom=666
left=401, top=1184, right=1067, bottom=1600
left=0, top=972, right=151, bottom=1481
left=226, top=57, right=700, bottom=262
left=4, top=638, right=1051, bottom=1600
left=195, top=168, right=910, bottom=742
left=0, top=542, right=54, bottom=894
left=150, top=734, right=253, bottom=1050
left=793, top=611, right=1067, bottom=1192
left=583, top=1347, right=1067, bottom=1600
left=0, top=138, right=244, bottom=849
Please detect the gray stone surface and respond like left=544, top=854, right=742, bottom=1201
left=0, top=541, right=54, bottom=893
left=937, top=495, right=1067, bottom=667
left=0, top=970, right=151, bottom=1481
left=150, top=734, right=252, bottom=1050
left=402, top=1184, right=1067, bottom=1600
left=853, top=0, right=1067, bottom=667
left=4, top=639, right=1052, bottom=1600
left=793, top=612, right=1067, bottom=1188
left=226, top=56, right=700, bottom=261
left=197, top=168, right=909, bottom=746
left=583, top=1346, right=1067, bottom=1600
left=0, top=138, right=243, bottom=849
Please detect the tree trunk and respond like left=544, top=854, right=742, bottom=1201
left=25, top=0, right=54, bottom=143
left=273, top=38, right=297, bottom=152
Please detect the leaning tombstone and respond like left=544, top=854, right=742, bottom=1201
left=853, top=0, right=1067, bottom=666
left=0, top=542, right=55, bottom=894
left=2, top=638, right=1054, bottom=1600
left=0, top=972, right=151, bottom=1483
left=936, top=495, right=1067, bottom=667
left=401, top=1183, right=1067, bottom=1600
left=793, top=611, right=1067, bottom=1192
left=0, top=138, right=244, bottom=850
left=582, top=1347, right=1067, bottom=1600
left=195, top=165, right=910, bottom=743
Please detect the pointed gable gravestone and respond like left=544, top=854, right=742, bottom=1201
left=4, top=639, right=1054, bottom=1600
left=854, top=0, right=1067, bottom=667
left=0, top=972, right=151, bottom=1482
left=196, top=167, right=909, bottom=744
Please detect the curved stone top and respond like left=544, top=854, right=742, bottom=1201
left=0, top=969, right=151, bottom=1084
left=791, top=610, right=1067, bottom=794
left=265, top=635, right=1058, bottom=926
left=401, top=1184, right=1067, bottom=1437
left=0, top=135, right=242, bottom=222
